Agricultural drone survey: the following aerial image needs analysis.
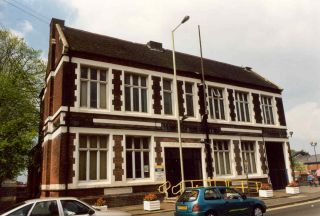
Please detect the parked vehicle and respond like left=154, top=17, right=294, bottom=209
left=0, top=197, right=131, bottom=216
left=175, top=186, right=267, bottom=216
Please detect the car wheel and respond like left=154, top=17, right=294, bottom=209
left=205, top=210, right=216, bottom=216
left=253, top=206, right=263, bottom=216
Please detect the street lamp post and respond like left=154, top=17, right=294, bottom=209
left=172, top=15, right=190, bottom=192
left=244, top=159, right=249, bottom=195
left=310, top=141, right=318, bottom=169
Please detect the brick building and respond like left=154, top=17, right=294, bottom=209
left=34, top=18, right=293, bottom=201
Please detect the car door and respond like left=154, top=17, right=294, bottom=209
left=60, top=199, right=93, bottom=216
left=224, top=188, right=251, bottom=216
left=203, top=188, right=229, bottom=216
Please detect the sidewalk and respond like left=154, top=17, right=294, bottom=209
left=109, top=186, right=320, bottom=215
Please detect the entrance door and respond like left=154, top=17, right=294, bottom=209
left=164, top=148, right=202, bottom=196
left=265, top=142, right=288, bottom=189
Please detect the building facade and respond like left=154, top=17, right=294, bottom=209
left=37, top=18, right=293, bottom=200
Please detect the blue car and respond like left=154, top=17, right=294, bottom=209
left=175, top=186, right=267, bottom=216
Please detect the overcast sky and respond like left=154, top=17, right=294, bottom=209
left=1, top=0, right=319, bottom=154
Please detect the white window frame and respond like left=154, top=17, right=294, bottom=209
left=124, top=72, right=148, bottom=113
left=241, top=141, right=257, bottom=174
left=213, top=140, right=232, bottom=176
left=80, top=66, right=108, bottom=109
left=162, top=78, right=173, bottom=116
left=235, top=91, right=251, bottom=122
left=125, top=136, right=150, bottom=180
left=184, top=81, right=195, bottom=117
left=261, top=95, right=275, bottom=125
left=78, top=135, right=109, bottom=182
left=208, top=87, right=226, bottom=120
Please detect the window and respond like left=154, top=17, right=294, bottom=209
left=80, top=66, right=108, bottom=109
left=61, top=200, right=91, bottom=216
left=79, top=135, right=108, bottom=181
left=185, top=82, right=194, bottom=117
left=261, top=96, right=274, bottom=124
left=213, top=140, right=231, bottom=175
left=163, top=79, right=173, bottom=115
left=126, top=137, right=150, bottom=179
left=204, top=188, right=220, bottom=200
left=208, top=87, right=225, bottom=120
left=235, top=91, right=250, bottom=122
left=125, top=73, right=148, bottom=112
left=7, top=204, right=33, bottom=216
left=241, top=141, right=257, bottom=174
left=30, top=201, right=59, bottom=216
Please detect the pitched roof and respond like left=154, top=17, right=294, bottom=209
left=61, top=26, right=281, bottom=92
left=297, top=154, right=320, bottom=164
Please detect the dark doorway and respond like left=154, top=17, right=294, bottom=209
left=164, top=148, right=202, bottom=196
left=265, top=142, right=288, bottom=189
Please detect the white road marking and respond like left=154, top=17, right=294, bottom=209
left=268, top=199, right=320, bottom=212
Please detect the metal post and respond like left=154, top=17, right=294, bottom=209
left=171, top=16, right=190, bottom=192
left=198, top=25, right=213, bottom=178
left=311, top=142, right=318, bottom=169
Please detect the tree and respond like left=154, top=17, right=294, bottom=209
left=0, top=29, right=45, bottom=185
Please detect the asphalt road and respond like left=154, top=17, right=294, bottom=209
left=142, top=199, right=320, bottom=216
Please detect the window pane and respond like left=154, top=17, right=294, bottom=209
left=61, top=200, right=90, bottom=215
left=80, top=81, right=87, bottom=107
left=214, top=98, right=219, bottom=119
left=185, top=83, right=193, bottom=93
left=164, top=92, right=172, bottom=115
left=125, top=87, right=131, bottom=111
left=100, top=70, right=107, bottom=81
left=30, top=201, right=58, bottom=216
left=90, top=136, right=97, bottom=148
left=90, top=151, right=97, bottom=180
left=100, top=83, right=107, bottom=109
left=81, top=67, right=88, bottom=78
left=245, top=104, right=250, bottom=122
left=214, top=152, right=219, bottom=175
left=133, top=88, right=139, bottom=111
left=79, top=151, right=87, bottom=180
left=126, top=137, right=132, bottom=149
left=143, top=152, right=150, bottom=178
left=126, top=151, right=133, bottom=178
left=9, top=204, right=33, bottom=216
left=134, top=138, right=140, bottom=149
left=219, top=152, right=225, bottom=175
left=141, top=89, right=147, bottom=112
left=186, top=95, right=194, bottom=116
left=209, top=98, right=214, bottom=119
left=133, top=74, right=138, bottom=86
left=135, top=152, right=142, bottom=178
left=100, top=136, right=107, bottom=148
left=163, top=79, right=171, bottom=90
left=91, top=69, right=97, bottom=80
left=125, top=74, right=131, bottom=85
left=141, top=76, right=146, bottom=87
left=251, top=152, right=257, bottom=173
left=220, top=99, right=225, bottom=120
left=79, top=135, right=87, bottom=148
left=100, top=151, right=107, bottom=179
left=142, top=138, right=149, bottom=149
left=90, top=82, right=97, bottom=108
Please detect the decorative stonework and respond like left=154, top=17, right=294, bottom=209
left=112, top=69, right=122, bottom=111
left=227, top=89, right=236, bottom=121
left=154, top=138, right=163, bottom=166
left=252, top=93, right=262, bottom=123
left=286, top=141, right=294, bottom=180
left=233, top=140, right=242, bottom=175
left=113, top=135, right=124, bottom=181
left=197, top=85, right=205, bottom=115
left=258, top=141, right=268, bottom=174
left=152, top=76, right=162, bottom=114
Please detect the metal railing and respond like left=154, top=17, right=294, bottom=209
left=171, top=178, right=262, bottom=195
left=158, top=181, right=172, bottom=198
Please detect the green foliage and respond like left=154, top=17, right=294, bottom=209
left=0, top=29, right=45, bottom=185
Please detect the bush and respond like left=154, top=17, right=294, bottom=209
left=144, top=193, right=158, bottom=201
left=94, top=197, right=106, bottom=206
left=287, top=181, right=299, bottom=187
left=260, top=183, right=272, bottom=190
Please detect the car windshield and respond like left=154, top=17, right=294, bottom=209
left=177, top=190, right=199, bottom=202
left=0, top=201, right=27, bottom=214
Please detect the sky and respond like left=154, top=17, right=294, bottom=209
left=1, top=0, right=319, bottom=155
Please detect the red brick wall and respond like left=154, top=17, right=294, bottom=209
left=52, top=66, right=63, bottom=114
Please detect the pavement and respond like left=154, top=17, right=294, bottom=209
left=108, top=186, right=320, bottom=215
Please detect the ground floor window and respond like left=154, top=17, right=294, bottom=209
left=78, top=135, right=108, bottom=181
left=213, top=140, right=232, bottom=175
left=241, top=141, right=257, bottom=174
left=126, top=136, right=150, bottom=179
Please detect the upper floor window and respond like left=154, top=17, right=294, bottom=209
left=125, top=137, right=150, bottom=179
left=79, top=135, right=108, bottom=181
left=241, top=141, right=257, bottom=174
left=235, top=91, right=250, bottom=122
left=163, top=79, right=173, bottom=115
left=261, top=96, right=274, bottom=125
left=208, top=87, right=225, bottom=120
left=125, top=73, right=148, bottom=112
left=80, top=67, right=108, bottom=109
left=185, top=82, right=195, bottom=117
left=213, top=140, right=231, bottom=175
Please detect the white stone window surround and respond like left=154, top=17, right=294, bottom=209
left=212, top=140, right=232, bottom=176
left=161, top=77, right=174, bottom=116
left=79, top=66, right=109, bottom=109
left=44, top=57, right=285, bottom=128
left=207, top=86, right=228, bottom=122
left=259, top=94, right=279, bottom=126
left=234, top=91, right=252, bottom=123
left=240, top=140, right=258, bottom=175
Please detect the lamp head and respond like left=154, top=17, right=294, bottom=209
left=289, top=131, right=293, bottom=137
left=181, top=16, right=190, bottom=24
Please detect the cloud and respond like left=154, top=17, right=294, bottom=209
left=9, top=20, right=33, bottom=38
